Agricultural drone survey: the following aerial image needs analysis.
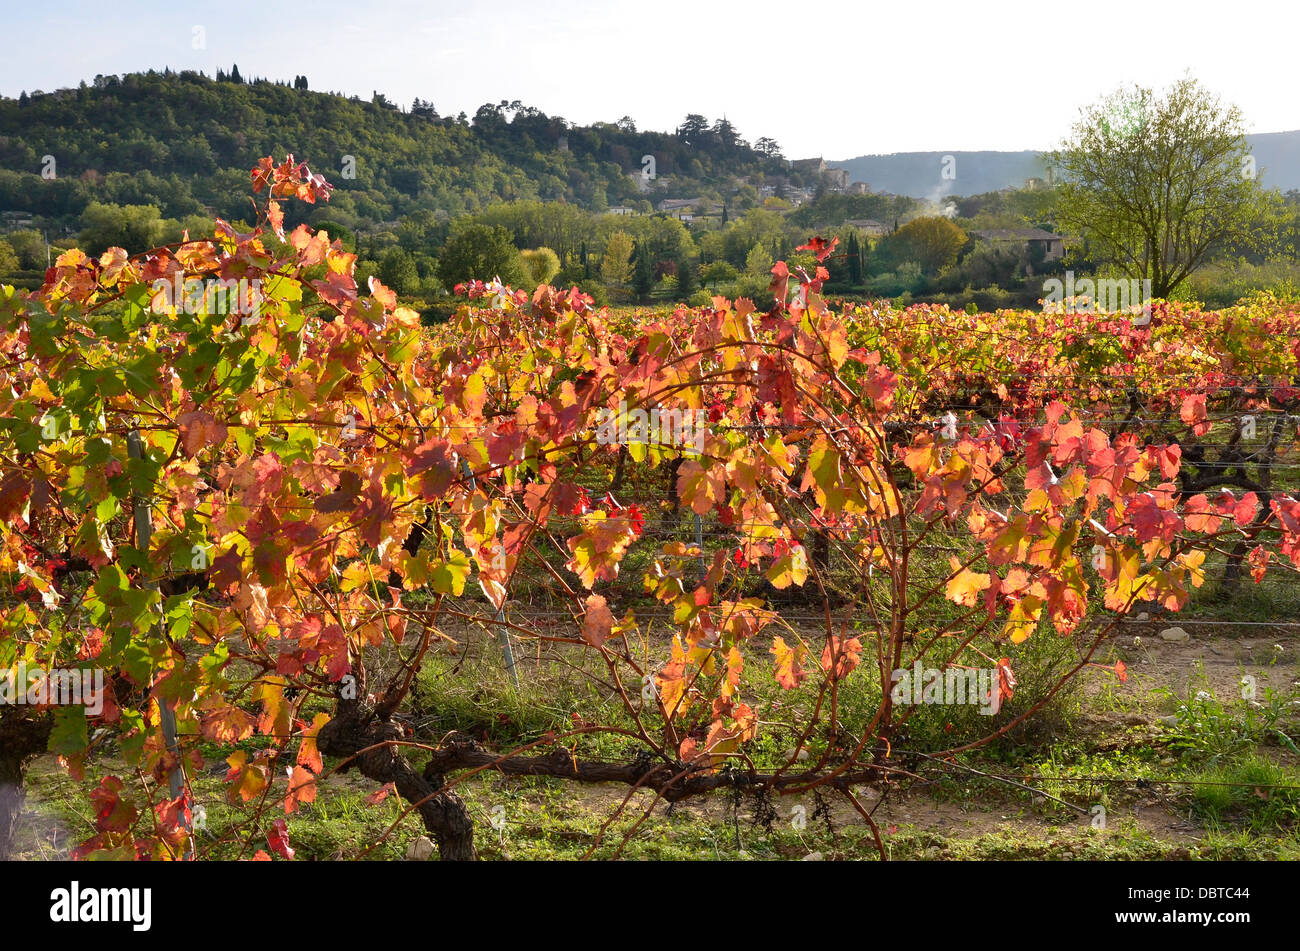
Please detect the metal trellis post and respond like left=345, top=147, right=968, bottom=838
left=128, top=429, right=192, bottom=858
left=459, top=459, right=518, bottom=686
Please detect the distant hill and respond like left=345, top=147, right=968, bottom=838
left=829, top=151, right=1049, bottom=201
left=1247, top=132, right=1300, bottom=192
left=0, top=70, right=793, bottom=234
left=831, top=132, right=1300, bottom=198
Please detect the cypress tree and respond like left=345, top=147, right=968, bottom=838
left=676, top=257, right=695, bottom=299
left=632, top=245, right=654, bottom=302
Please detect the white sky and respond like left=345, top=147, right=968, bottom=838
left=2, top=0, right=1296, bottom=158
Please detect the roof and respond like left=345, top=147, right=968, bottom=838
left=972, top=228, right=1064, bottom=241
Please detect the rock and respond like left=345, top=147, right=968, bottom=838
left=1136, top=612, right=1150, bottom=622
left=1159, top=627, right=1190, bottom=642
left=1158, top=715, right=1178, bottom=727
left=801, top=851, right=824, bottom=861
left=406, top=836, right=435, bottom=861
left=785, top=748, right=810, bottom=762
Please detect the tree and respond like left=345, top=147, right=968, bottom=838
left=77, top=201, right=167, bottom=255
left=312, top=219, right=356, bottom=252
left=632, top=243, right=654, bottom=301
left=474, top=201, right=592, bottom=262
left=521, top=247, right=561, bottom=287
left=3, top=230, right=44, bottom=270
left=435, top=224, right=527, bottom=290
left=745, top=243, right=773, bottom=277
left=843, top=231, right=863, bottom=285
left=1052, top=76, right=1278, bottom=298
left=675, top=256, right=696, bottom=300
left=378, top=247, right=420, bottom=296
left=876, top=215, right=967, bottom=275
left=712, top=117, right=740, bottom=152
left=229, top=64, right=243, bottom=83
left=600, top=230, right=634, bottom=290
left=701, top=260, right=738, bottom=288
left=677, top=114, right=710, bottom=146
left=0, top=240, right=18, bottom=275
left=473, top=102, right=507, bottom=132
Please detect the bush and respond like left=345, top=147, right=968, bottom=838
left=420, top=300, right=459, bottom=325
left=521, top=247, right=561, bottom=286
left=1182, top=258, right=1300, bottom=308
left=868, top=261, right=924, bottom=297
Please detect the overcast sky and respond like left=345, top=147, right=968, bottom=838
left=3, top=0, right=1296, bottom=159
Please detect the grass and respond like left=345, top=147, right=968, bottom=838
left=1188, top=757, right=1300, bottom=830
left=17, top=708, right=1300, bottom=860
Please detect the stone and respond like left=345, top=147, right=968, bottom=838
left=406, top=836, right=435, bottom=861
left=1159, top=627, right=1190, bottom=642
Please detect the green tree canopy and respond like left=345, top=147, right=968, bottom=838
left=77, top=201, right=167, bottom=255
left=3, top=230, right=45, bottom=270
left=600, top=230, right=634, bottom=291
left=0, top=240, right=18, bottom=275
left=434, top=223, right=527, bottom=290
left=1051, top=76, right=1279, bottom=298
left=876, top=216, right=967, bottom=275
left=378, top=247, right=420, bottom=295
left=521, top=247, right=561, bottom=286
